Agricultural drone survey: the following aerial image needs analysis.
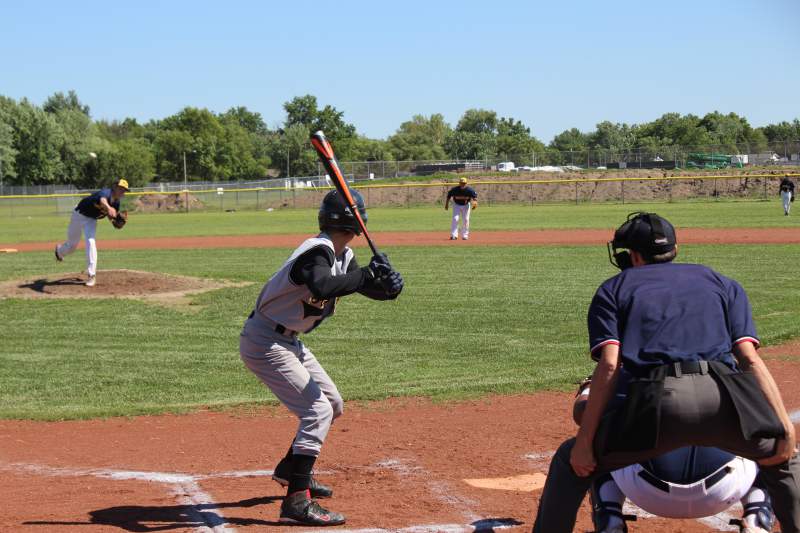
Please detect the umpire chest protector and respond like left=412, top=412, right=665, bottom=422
left=249, top=235, right=354, bottom=335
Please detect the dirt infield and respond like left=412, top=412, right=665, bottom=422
left=4, top=227, right=800, bottom=253
left=1, top=355, right=799, bottom=532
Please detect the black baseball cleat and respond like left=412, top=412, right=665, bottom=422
left=54, top=245, right=63, bottom=262
left=279, top=490, right=345, bottom=526
left=272, top=458, right=333, bottom=498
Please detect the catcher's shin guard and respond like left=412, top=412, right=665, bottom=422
left=590, top=473, right=635, bottom=533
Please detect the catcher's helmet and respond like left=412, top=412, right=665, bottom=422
left=318, top=189, right=367, bottom=235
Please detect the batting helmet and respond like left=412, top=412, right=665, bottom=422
left=318, top=189, right=367, bottom=235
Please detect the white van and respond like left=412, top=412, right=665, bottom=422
left=497, top=161, right=516, bottom=172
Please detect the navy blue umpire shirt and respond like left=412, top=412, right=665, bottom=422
left=588, top=262, right=759, bottom=376
left=76, top=188, right=119, bottom=219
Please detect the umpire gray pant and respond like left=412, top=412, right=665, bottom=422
left=532, top=372, right=800, bottom=532
left=240, top=332, right=343, bottom=457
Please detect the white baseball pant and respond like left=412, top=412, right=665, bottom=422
left=610, top=455, right=758, bottom=518
left=239, top=331, right=343, bottom=457
left=57, top=210, right=98, bottom=276
left=450, top=203, right=471, bottom=239
left=781, top=190, right=792, bottom=215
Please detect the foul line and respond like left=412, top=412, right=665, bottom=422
left=0, top=461, right=273, bottom=532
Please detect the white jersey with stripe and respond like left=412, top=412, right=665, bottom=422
left=249, top=234, right=354, bottom=335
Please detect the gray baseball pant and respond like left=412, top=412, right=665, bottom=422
left=532, top=372, right=800, bottom=532
left=240, top=332, right=343, bottom=457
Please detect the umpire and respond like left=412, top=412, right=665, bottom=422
left=532, top=212, right=800, bottom=533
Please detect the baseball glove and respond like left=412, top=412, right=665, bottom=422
left=471, top=199, right=478, bottom=210
left=111, top=210, right=128, bottom=229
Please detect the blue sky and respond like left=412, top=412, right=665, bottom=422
left=1, top=0, right=798, bottom=143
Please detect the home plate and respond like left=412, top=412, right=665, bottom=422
left=463, top=473, right=546, bottom=492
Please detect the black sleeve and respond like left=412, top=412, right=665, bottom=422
left=347, top=256, right=399, bottom=301
left=289, top=246, right=370, bottom=300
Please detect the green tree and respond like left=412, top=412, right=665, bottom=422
left=268, top=124, right=319, bottom=178
left=89, top=139, right=155, bottom=188
left=388, top=114, right=451, bottom=161
left=456, top=109, right=498, bottom=134
left=760, top=119, right=800, bottom=142
left=5, top=99, right=65, bottom=185
left=0, top=104, right=19, bottom=183
left=221, top=106, right=269, bottom=136
left=495, top=117, right=545, bottom=161
left=43, top=90, right=90, bottom=116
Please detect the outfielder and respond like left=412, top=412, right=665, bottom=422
left=54, top=179, right=129, bottom=286
left=445, top=177, right=478, bottom=240
left=575, top=379, right=775, bottom=533
left=239, top=188, right=403, bottom=526
left=779, top=175, right=795, bottom=216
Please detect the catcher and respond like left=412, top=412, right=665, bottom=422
left=55, top=178, right=129, bottom=287
left=444, top=177, right=478, bottom=240
left=574, top=376, right=775, bottom=533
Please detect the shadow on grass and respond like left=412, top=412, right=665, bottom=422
left=23, top=495, right=283, bottom=531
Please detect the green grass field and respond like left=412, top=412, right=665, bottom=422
left=0, top=202, right=798, bottom=420
left=0, top=199, right=798, bottom=244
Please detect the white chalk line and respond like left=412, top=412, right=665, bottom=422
left=376, top=458, right=521, bottom=530
left=296, top=522, right=520, bottom=533
left=0, top=461, right=246, bottom=533
left=4, top=460, right=520, bottom=532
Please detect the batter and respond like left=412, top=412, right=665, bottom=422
left=239, top=188, right=403, bottom=526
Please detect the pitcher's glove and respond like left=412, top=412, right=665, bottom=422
left=111, top=210, right=128, bottom=229
left=471, top=199, right=478, bottom=210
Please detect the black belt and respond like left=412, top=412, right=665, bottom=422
left=637, top=465, right=731, bottom=493
left=247, top=311, right=298, bottom=337
left=665, top=360, right=709, bottom=378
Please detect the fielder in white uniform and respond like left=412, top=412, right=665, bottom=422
left=239, top=188, right=403, bottom=527
left=445, top=177, right=478, bottom=240
left=54, top=179, right=128, bottom=287
left=575, top=380, right=775, bottom=533
left=779, top=176, right=795, bottom=216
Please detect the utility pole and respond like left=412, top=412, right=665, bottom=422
left=183, top=151, right=188, bottom=213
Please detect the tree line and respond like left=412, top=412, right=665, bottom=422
left=0, top=90, right=798, bottom=188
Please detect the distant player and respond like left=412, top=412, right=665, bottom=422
left=239, top=188, right=403, bottom=526
left=54, top=179, right=129, bottom=287
left=575, top=379, right=775, bottom=533
left=444, top=177, right=478, bottom=240
left=779, top=175, right=795, bottom=216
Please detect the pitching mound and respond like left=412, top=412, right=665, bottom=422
left=0, top=269, right=248, bottom=309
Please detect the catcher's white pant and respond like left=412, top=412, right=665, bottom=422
left=57, top=210, right=98, bottom=276
left=239, top=320, right=343, bottom=457
left=781, top=190, right=793, bottom=215
left=610, top=455, right=758, bottom=518
left=450, top=203, right=471, bottom=239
